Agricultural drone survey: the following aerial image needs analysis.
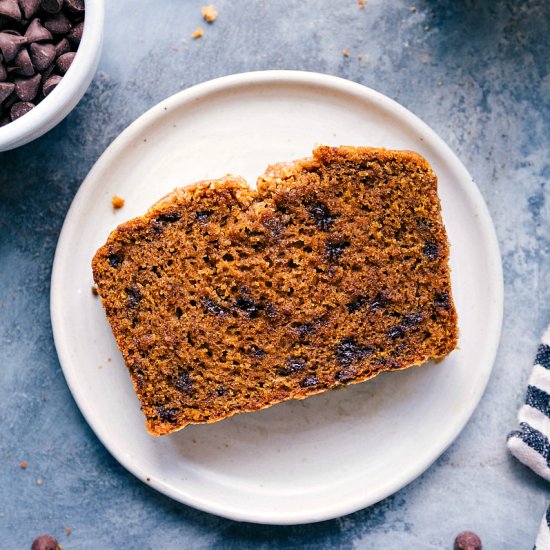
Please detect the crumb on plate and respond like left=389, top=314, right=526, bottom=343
left=112, top=195, right=125, bottom=210
left=202, top=5, right=217, bottom=23
left=192, top=27, right=204, bottom=39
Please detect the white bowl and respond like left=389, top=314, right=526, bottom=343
left=0, top=0, right=104, bottom=152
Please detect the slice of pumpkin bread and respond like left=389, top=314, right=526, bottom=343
left=92, top=146, right=458, bottom=436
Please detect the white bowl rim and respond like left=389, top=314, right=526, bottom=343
left=51, top=70, right=504, bottom=525
left=0, top=0, right=104, bottom=150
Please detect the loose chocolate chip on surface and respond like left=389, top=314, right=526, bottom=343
left=54, top=36, right=69, bottom=57
left=29, top=42, right=56, bottom=71
left=13, top=47, right=34, bottom=75
left=14, top=73, right=40, bottom=101
left=0, top=80, right=14, bottom=102
left=41, top=0, right=63, bottom=14
left=25, top=19, right=53, bottom=43
left=67, top=20, right=83, bottom=45
left=44, top=12, right=71, bottom=34
left=454, top=531, right=482, bottom=550
left=55, top=50, right=74, bottom=74
left=0, top=32, right=26, bottom=63
left=10, top=100, right=34, bottom=120
left=31, top=535, right=59, bottom=550
left=20, top=0, right=42, bottom=19
left=301, top=376, right=319, bottom=388
left=42, top=73, right=61, bottom=96
left=0, top=0, right=21, bottom=21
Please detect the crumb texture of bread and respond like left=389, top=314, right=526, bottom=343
left=92, top=146, right=458, bottom=436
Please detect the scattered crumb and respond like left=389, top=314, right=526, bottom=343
left=409, top=6, right=416, bottom=12
left=112, top=195, right=125, bottom=210
left=146, top=477, right=151, bottom=483
left=192, top=27, right=204, bottom=39
left=98, top=365, right=103, bottom=369
left=20, top=461, right=27, bottom=470
left=91, top=285, right=99, bottom=296
left=424, top=25, right=430, bottom=31
left=36, top=479, right=43, bottom=486
left=202, top=5, right=217, bottom=23
left=65, top=528, right=71, bottom=537
left=192, top=438, right=197, bottom=444
left=224, top=443, right=229, bottom=448
left=358, top=0, right=366, bottom=7
left=107, top=357, right=112, bottom=362
left=437, top=80, right=443, bottom=86
left=342, top=49, right=350, bottom=57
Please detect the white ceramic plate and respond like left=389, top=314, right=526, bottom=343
left=51, top=71, right=503, bottom=525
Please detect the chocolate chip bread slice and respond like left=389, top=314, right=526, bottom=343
left=92, top=146, right=458, bottom=436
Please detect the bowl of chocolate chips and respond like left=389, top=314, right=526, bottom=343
left=0, top=0, right=103, bottom=151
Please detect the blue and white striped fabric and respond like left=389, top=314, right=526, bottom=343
left=507, top=326, right=550, bottom=549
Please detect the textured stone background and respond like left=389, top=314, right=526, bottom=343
left=1, top=0, right=549, bottom=548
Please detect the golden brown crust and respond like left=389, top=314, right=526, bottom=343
left=92, top=146, right=458, bottom=436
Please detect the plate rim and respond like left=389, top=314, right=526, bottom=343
left=50, top=70, right=504, bottom=525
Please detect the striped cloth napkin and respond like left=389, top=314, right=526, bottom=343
left=507, top=325, right=550, bottom=549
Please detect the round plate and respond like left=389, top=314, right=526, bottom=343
left=51, top=71, right=503, bottom=525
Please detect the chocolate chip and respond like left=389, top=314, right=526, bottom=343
left=293, top=322, right=315, bottom=339
left=401, top=312, right=423, bottom=327
left=156, top=211, right=181, bottom=223
left=0, top=115, right=10, bottom=126
left=25, top=19, right=53, bottom=43
left=31, top=535, right=59, bottom=550
left=261, top=213, right=284, bottom=238
left=454, top=531, right=482, bottom=550
left=309, top=202, right=335, bottom=230
left=277, top=357, right=306, bottom=376
left=347, top=295, right=368, bottom=313
left=434, top=291, right=451, bottom=311
left=0, top=62, right=6, bottom=81
left=42, top=73, right=60, bottom=95
left=67, top=20, right=83, bottom=45
left=0, top=80, right=14, bottom=102
left=126, top=285, right=142, bottom=308
left=301, top=376, right=319, bottom=388
left=423, top=241, right=440, bottom=260
left=54, top=36, right=69, bottom=57
left=335, top=338, right=372, bottom=366
left=20, top=0, right=42, bottom=19
left=325, top=238, right=350, bottom=261
left=0, top=32, right=26, bottom=63
left=201, top=296, right=227, bottom=316
left=387, top=325, right=405, bottom=339
left=29, top=42, right=55, bottom=71
left=44, top=12, right=71, bottom=34
left=0, top=0, right=21, bottom=21
left=234, top=295, right=261, bottom=318
left=13, top=47, right=34, bottom=75
left=55, top=50, right=74, bottom=74
left=10, top=100, right=33, bottom=120
left=41, top=0, right=63, bottom=14
left=108, top=252, right=123, bottom=268
left=335, top=367, right=356, bottom=382
left=64, top=0, right=85, bottom=13
left=14, top=73, right=40, bottom=100
left=156, top=406, right=179, bottom=423
left=216, top=386, right=226, bottom=396
left=370, top=293, right=386, bottom=311
left=195, top=210, right=212, bottom=224
left=249, top=345, right=266, bottom=360
left=174, top=371, right=192, bottom=393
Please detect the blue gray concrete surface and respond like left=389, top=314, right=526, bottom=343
left=1, top=0, right=549, bottom=547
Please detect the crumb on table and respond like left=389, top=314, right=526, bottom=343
left=20, top=461, right=27, bottom=470
left=91, top=285, right=99, bottom=296
left=112, top=195, right=125, bottom=209
left=66, top=527, right=72, bottom=537
left=343, top=49, right=350, bottom=57
left=192, top=27, right=204, bottom=39
left=202, top=5, right=217, bottom=23
left=36, top=478, right=43, bottom=486
left=358, top=0, right=366, bottom=7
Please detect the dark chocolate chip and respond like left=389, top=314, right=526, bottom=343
left=20, top=0, right=42, bottom=19
left=31, top=535, right=59, bottom=550
left=44, top=12, right=71, bottom=34
left=42, top=73, right=61, bottom=95
left=261, top=213, right=284, bottom=237
left=423, top=241, right=440, bottom=260
left=14, top=73, right=40, bottom=100
left=13, top=47, right=34, bottom=75
left=370, top=293, right=386, bottom=311
left=174, top=371, right=192, bottom=393
left=25, top=18, right=53, bottom=43
left=453, top=531, right=482, bottom=550
left=387, top=325, right=405, bottom=339
left=0, top=61, right=6, bottom=81
left=156, top=406, right=179, bottom=423
left=41, top=0, right=63, bottom=14
left=301, top=376, right=319, bottom=388
left=277, top=357, right=306, bottom=376
left=108, top=252, right=123, bottom=268
left=293, top=322, right=315, bottom=339
left=0, top=114, right=10, bottom=126
left=195, top=210, right=212, bottom=224
left=0, top=32, right=26, bottom=63
left=201, top=296, right=227, bottom=316
left=309, top=202, right=335, bottom=231
left=55, top=50, right=74, bottom=74
left=234, top=295, right=261, bottom=318
left=434, top=291, right=451, bottom=311
left=10, top=100, right=33, bottom=120
left=347, top=295, right=368, bottom=314
left=335, top=367, right=356, bottom=382
left=0, top=0, right=21, bottom=21
left=156, top=211, right=181, bottom=223
left=53, top=36, right=69, bottom=57
left=325, top=238, right=350, bottom=261
left=64, top=0, right=85, bottom=13
left=249, top=345, right=266, bottom=360
left=401, top=312, right=424, bottom=327
left=29, top=42, right=55, bottom=71
left=216, top=386, right=226, bottom=396
left=67, top=20, right=83, bottom=45
left=126, top=285, right=142, bottom=308
left=0, top=79, right=13, bottom=102
left=335, top=337, right=373, bottom=366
